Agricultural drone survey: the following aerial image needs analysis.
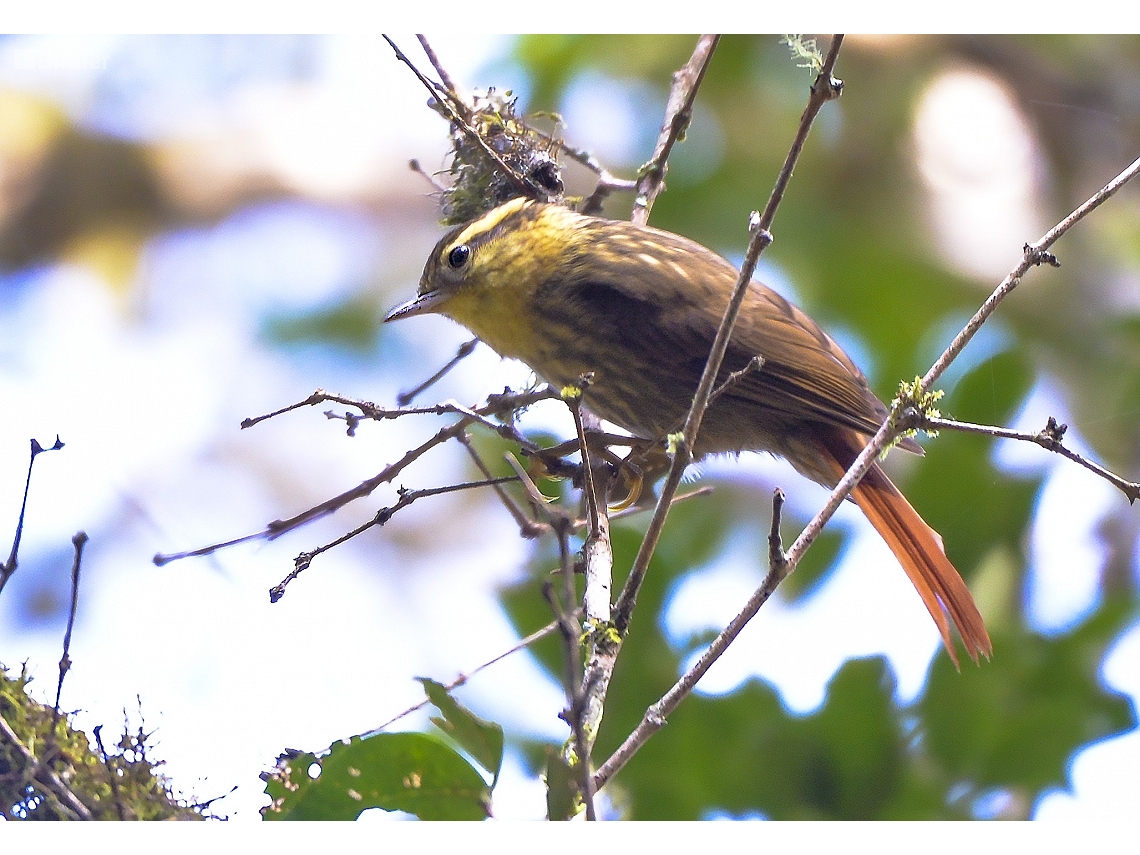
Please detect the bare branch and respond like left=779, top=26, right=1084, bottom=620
left=924, top=154, right=1140, bottom=392
left=2, top=435, right=66, bottom=595
left=543, top=516, right=597, bottom=820
left=415, top=34, right=460, bottom=102
left=158, top=387, right=557, bottom=566
left=588, top=35, right=847, bottom=793
left=367, top=618, right=565, bottom=734
left=52, top=532, right=88, bottom=722
left=504, top=452, right=555, bottom=512
left=609, top=484, right=714, bottom=523
left=554, top=137, right=637, bottom=215
left=409, top=158, right=448, bottom=192
left=708, top=355, right=764, bottom=406
left=917, top=413, right=1140, bottom=504
left=579, top=35, right=720, bottom=218
left=396, top=338, right=479, bottom=406
left=630, top=35, right=721, bottom=225
left=804, top=159, right=1140, bottom=573
left=562, top=377, right=618, bottom=820
left=267, top=476, right=517, bottom=602
left=457, top=432, right=548, bottom=537
left=596, top=487, right=791, bottom=790
left=767, top=488, right=789, bottom=573
left=243, top=386, right=552, bottom=444
left=783, top=150, right=1140, bottom=578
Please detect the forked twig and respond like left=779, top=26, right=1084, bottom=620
left=457, top=432, right=548, bottom=537
left=786, top=155, right=1140, bottom=576
left=268, top=476, right=517, bottom=602
left=416, top=34, right=460, bottom=102
left=2, top=436, right=65, bottom=595
left=157, top=387, right=557, bottom=567
left=630, top=34, right=721, bottom=225
left=366, top=617, right=565, bottom=734
left=915, top=413, right=1139, bottom=504
left=596, top=489, right=788, bottom=790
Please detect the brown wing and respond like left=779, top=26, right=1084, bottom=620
left=555, top=219, right=890, bottom=441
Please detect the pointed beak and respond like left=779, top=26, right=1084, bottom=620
left=384, top=288, right=450, bottom=323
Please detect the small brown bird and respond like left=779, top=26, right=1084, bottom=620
left=387, top=198, right=991, bottom=665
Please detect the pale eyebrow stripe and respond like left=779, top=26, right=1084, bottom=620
left=452, top=198, right=532, bottom=248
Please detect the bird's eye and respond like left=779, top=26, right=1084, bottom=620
left=447, top=245, right=471, bottom=269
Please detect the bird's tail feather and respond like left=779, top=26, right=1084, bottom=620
left=821, top=443, right=992, bottom=668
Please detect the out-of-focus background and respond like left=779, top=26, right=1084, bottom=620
left=1, top=34, right=1138, bottom=820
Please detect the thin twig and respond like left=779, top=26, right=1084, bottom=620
left=93, top=725, right=128, bottom=821
left=268, top=476, right=517, bottom=602
left=158, top=388, right=556, bottom=566
left=2, top=436, right=65, bottom=595
left=924, top=155, right=1140, bottom=393
left=596, top=489, right=790, bottom=791
left=708, top=355, right=765, bottom=406
left=609, top=484, right=715, bottom=523
left=630, top=34, right=721, bottom=226
left=409, top=158, right=448, bottom=192
left=787, top=151, right=1140, bottom=574
left=566, top=403, right=613, bottom=622
left=504, top=453, right=555, bottom=512
left=416, top=35, right=460, bottom=103
left=243, top=386, right=551, bottom=445
left=366, top=618, right=565, bottom=734
left=52, top=532, right=88, bottom=725
left=918, top=413, right=1140, bottom=504
left=397, top=338, right=479, bottom=406
left=564, top=377, right=602, bottom=539
left=555, top=137, right=638, bottom=215
left=579, top=35, right=719, bottom=217
left=577, top=34, right=845, bottom=799
left=457, top=432, right=548, bottom=537
left=767, top=489, right=789, bottom=573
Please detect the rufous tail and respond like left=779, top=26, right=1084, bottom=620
left=826, top=453, right=992, bottom=668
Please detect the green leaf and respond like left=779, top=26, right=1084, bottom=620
left=921, top=598, right=1136, bottom=797
left=262, top=732, right=491, bottom=821
left=611, top=657, right=913, bottom=819
left=419, top=677, right=505, bottom=785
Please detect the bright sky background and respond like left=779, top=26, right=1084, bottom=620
left=0, top=34, right=1136, bottom=821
